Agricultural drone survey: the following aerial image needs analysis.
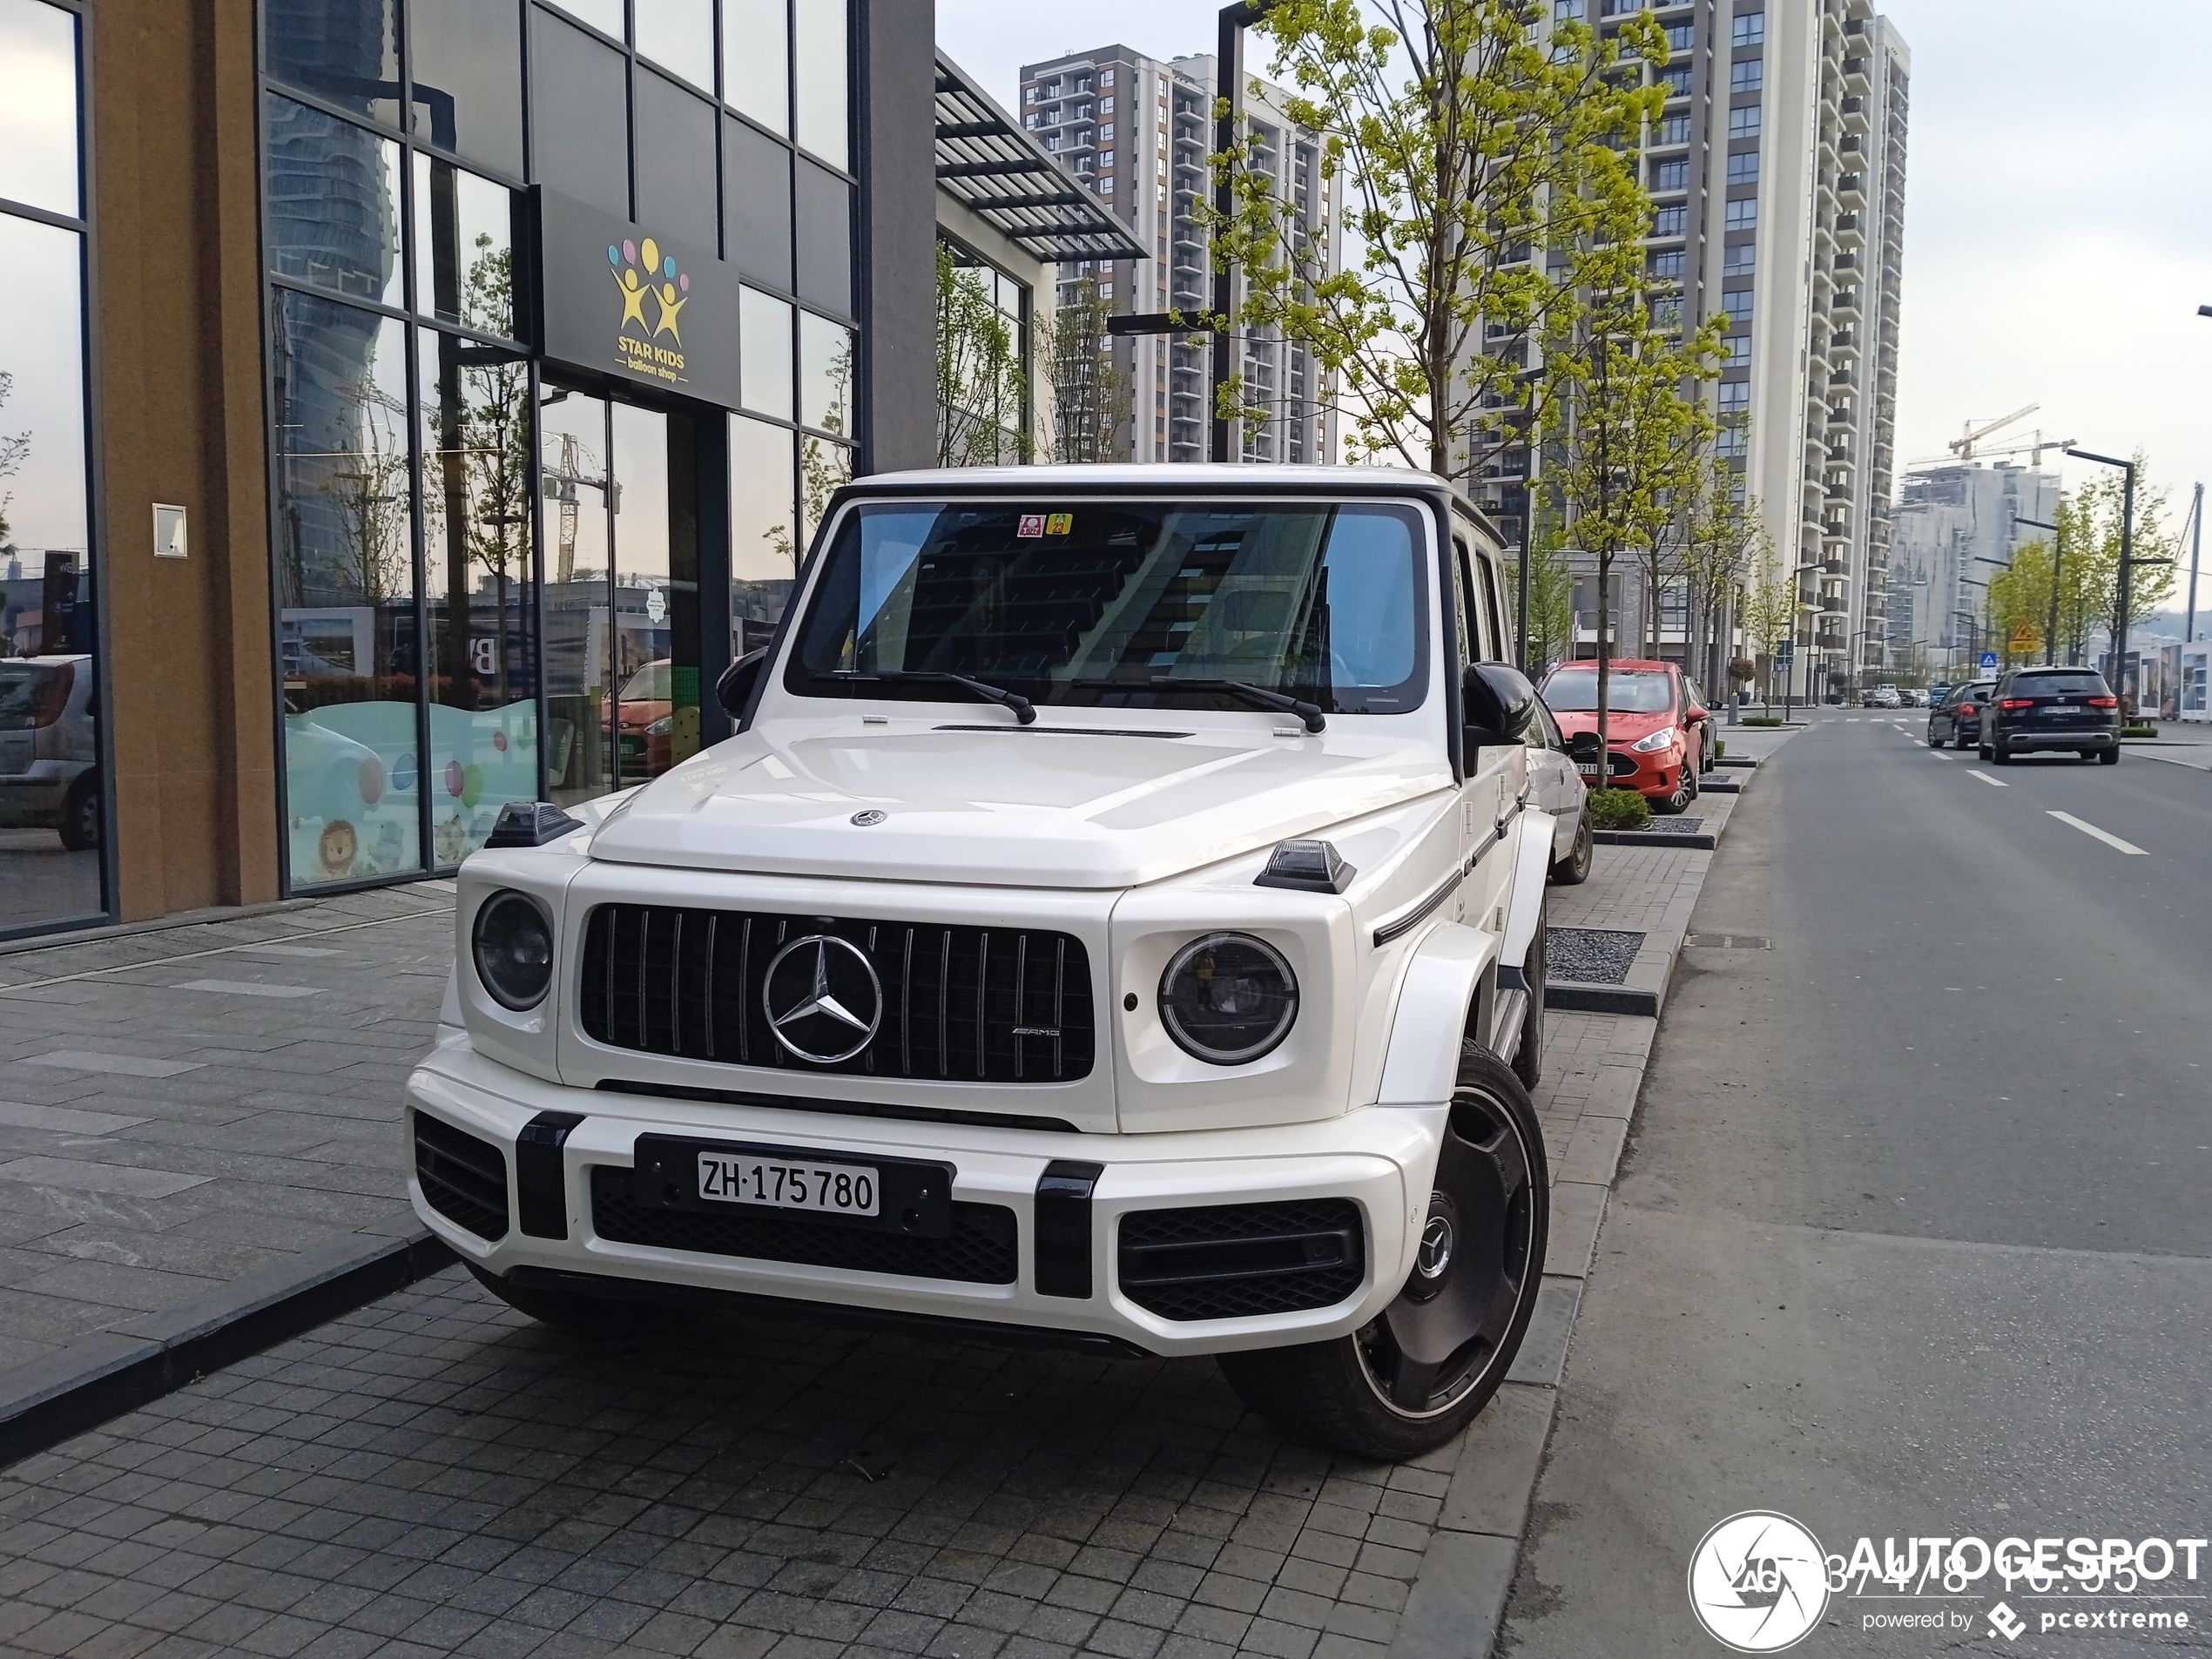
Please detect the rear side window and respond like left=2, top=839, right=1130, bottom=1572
left=2013, top=671, right=2110, bottom=696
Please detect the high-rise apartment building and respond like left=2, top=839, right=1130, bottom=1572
left=1889, top=462, right=2061, bottom=669
left=1553, top=1, right=1908, bottom=694
left=1016, top=46, right=1341, bottom=464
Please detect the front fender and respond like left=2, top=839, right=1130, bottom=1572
left=1374, top=921, right=1500, bottom=1107
left=1501, top=810, right=1554, bottom=967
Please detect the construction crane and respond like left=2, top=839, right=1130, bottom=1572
left=1908, top=429, right=2074, bottom=469
left=1948, top=404, right=2038, bottom=461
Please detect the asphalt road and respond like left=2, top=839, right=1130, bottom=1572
left=1502, top=715, right=2212, bottom=1656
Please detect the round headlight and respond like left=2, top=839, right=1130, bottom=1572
left=1157, top=933, right=1298, bottom=1065
left=473, top=890, right=554, bottom=1011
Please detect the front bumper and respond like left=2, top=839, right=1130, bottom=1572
left=406, top=1037, right=1444, bottom=1356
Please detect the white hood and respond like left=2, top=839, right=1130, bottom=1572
left=584, top=718, right=1452, bottom=888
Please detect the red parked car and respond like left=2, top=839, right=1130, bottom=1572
left=1536, top=658, right=1712, bottom=814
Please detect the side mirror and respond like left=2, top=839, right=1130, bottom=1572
left=716, top=648, right=769, bottom=724
left=1567, top=730, right=1602, bottom=764
left=1462, top=661, right=1536, bottom=747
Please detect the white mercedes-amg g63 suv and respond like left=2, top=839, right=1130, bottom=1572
left=408, top=464, right=1554, bottom=1458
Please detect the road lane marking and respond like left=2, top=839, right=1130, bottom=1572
left=1966, top=771, right=2006, bottom=787
left=2047, top=811, right=2148, bottom=854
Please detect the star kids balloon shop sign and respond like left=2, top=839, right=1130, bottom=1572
left=537, top=191, right=740, bottom=408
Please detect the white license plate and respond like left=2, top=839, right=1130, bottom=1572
left=697, top=1152, right=880, bottom=1217
left=1576, top=763, right=1602, bottom=778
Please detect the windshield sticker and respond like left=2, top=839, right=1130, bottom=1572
left=1046, top=512, right=1074, bottom=536
left=1017, top=514, right=1045, bottom=537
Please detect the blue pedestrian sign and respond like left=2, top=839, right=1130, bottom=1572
left=1979, top=651, right=1999, bottom=672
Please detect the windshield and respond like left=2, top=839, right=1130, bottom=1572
left=786, top=500, right=1429, bottom=715
left=618, top=661, right=671, bottom=701
left=2013, top=671, right=2109, bottom=696
left=1540, top=669, right=1674, bottom=713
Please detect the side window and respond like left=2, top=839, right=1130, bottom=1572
left=1476, top=555, right=1508, bottom=663
left=1450, top=538, right=1479, bottom=666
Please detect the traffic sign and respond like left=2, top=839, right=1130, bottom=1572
left=1979, top=651, right=1999, bottom=672
left=1776, top=639, right=1795, bottom=663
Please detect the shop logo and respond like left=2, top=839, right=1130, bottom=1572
left=1688, top=1513, right=1830, bottom=1653
left=607, top=237, right=691, bottom=384
left=1987, top=1602, right=2026, bottom=1642
left=763, top=935, right=882, bottom=1063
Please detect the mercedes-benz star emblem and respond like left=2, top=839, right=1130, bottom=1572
left=1416, top=1215, right=1454, bottom=1280
left=763, top=934, right=883, bottom=1063
left=850, top=809, right=886, bottom=826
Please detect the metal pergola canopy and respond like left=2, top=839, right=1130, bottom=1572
left=934, top=51, right=1148, bottom=265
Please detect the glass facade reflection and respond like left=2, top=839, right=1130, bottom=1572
left=260, top=0, right=855, bottom=892
left=0, top=0, right=106, bottom=933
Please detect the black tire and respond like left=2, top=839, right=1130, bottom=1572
left=2099, top=746, right=2120, bottom=765
left=1953, top=729, right=1970, bottom=750
left=464, top=1260, right=693, bottom=1338
left=1978, top=740, right=1993, bottom=760
left=1651, top=768, right=1691, bottom=814
left=57, top=772, right=100, bottom=853
left=1992, top=739, right=2012, bottom=765
left=1550, top=810, right=1594, bottom=887
left=1217, top=1045, right=1548, bottom=1460
left=1511, top=916, right=1547, bottom=1091
left=1926, top=731, right=1942, bottom=748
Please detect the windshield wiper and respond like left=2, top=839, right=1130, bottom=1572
left=1073, top=677, right=1326, bottom=732
left=832, top=669, right=1036, bottom=725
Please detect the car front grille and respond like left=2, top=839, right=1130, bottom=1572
left=589, top=1166, right=1017, bottom=1284
left=1117, top=1199, right=1366, bottom=1321
left=578, top=904, right=1095, bottom=1083
left=414, top=1112, right=509, bottom=1242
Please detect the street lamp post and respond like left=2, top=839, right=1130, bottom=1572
left=1210, top=2, right=1282, bottom=465
left=2066, top=448, right=2173, bottom=715
left=2015, top=514, right=2063, bottom=664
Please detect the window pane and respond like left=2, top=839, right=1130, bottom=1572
left=264, top=0, right=401, bottom=128
left=418, top=328, right=537, bottom=866
left=792, top=157, right=852, bottom=315
left=0, top=0, right=79, bottom=218
left=730, top=415, right=794, bottom=651
left=0, top=212, right=102, bottom=921
left=722, top=0, right=787, bottom=132
left=798, top=311, right=853, bottom=435
left=269, top=291, right=423, bottom=886
left=739, top=287, right=792, bottom=417
left=540, top=386, right=613, bottom=805
left=633, top=0, right=711, bottom=91
left=724, top=115, right=792, bottom=288
left=792, top=0, right=846, bottom=169
left=413, top=154, right=515, bottom=331
left=408, top=0, right=524, bottom=178
left=797, top=435, right=849, bottom=550
left=531, top=11, right=629, bottom=217
left=550, top=0, right=622, bottom=37
left=264, top=94, right=404, bottom=308
left=632, top=70, right=718, bottom=253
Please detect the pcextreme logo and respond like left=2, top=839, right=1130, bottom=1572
left=608, top=235, right=689, bottom=385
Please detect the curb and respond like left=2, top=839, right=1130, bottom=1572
left=0, top=1228, right=454, bottom=1467
left=1544, top=981, right=1657, bottom=1016
left=1592, top=828, right=1714, bottom=850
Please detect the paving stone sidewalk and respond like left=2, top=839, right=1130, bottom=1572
left=0, top=885, right=456, bottom=1372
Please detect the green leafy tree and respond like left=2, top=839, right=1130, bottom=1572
left=1679, top=453, right=1758, bottom=691
left=2065, top=459, right=2178, bottom=658
left=1538, top=203, right=1724, bottom=749
left=1049, top=274, right=1135, bottom=462
left=1512, top=523, right=1576, bottom=673
left=0, top=369, right=27, bottom=551
left=1736, top=525, right=1793, bottom=713
left=1204, top=0, right=1670, bottom=482
left=937, top=241, right=1028, bottom=467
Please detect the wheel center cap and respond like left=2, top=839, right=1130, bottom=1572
left=1416, top=1215, right=1454, bottom=1280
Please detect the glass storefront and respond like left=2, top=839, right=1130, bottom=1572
left=0, top=0, right=107, bottom=933
left=261, top=0, right=856, bottom=890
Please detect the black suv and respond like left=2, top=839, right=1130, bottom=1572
left=1979, top=667, right=2121, bottom=764
left=1925, top=680, right=1996, bottom=750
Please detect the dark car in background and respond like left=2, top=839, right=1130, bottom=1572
left=1979, top=667, right=2121, bottom=764
left=1925, top=679, right=1996, bottom=750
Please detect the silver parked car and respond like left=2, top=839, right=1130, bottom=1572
left=0, top=655, right=100, bottom=851
left=1524, top=688, right=1594, bottom=884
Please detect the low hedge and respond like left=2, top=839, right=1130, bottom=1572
left=2122, top=724, right=2158, bottom=738
left=1587, top=787, right=1652, bottom=831
left=1739, top=715, right=1786, bottom=727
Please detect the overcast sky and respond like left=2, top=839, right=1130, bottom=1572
left=942, top=0, right=2212, bottom=577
